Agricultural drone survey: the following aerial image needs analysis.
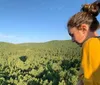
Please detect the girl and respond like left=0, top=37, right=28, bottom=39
left=67, top=3, right=100, bottom=85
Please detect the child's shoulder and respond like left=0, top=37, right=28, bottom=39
left=83, top=36, right=100, bottom=48
left=87, top=36, right=100, bottom=43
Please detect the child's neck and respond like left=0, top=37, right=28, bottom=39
left=87, top=31, right=98, bottom=39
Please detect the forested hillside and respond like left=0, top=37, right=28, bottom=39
left=0, top=40, right=81, bottom=85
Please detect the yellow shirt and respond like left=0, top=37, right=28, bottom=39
left=80, top=37, right=100, bottom=85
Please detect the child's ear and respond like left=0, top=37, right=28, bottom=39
left=79, top=24, right=88, bottom=33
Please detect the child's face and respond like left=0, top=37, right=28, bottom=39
left=68, top=26, right=88, bottom=45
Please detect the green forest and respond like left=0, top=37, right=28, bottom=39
left=0, top=40, right=81, bottom=85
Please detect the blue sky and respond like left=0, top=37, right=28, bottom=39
left=0, top=0, right=99, bottom=43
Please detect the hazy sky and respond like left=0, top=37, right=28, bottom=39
left=0, top=0, right=99, bottom=43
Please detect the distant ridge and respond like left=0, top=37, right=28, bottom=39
left=0, top=40, right=70, bottom=45
left=0, top=40, right=78, bottom=49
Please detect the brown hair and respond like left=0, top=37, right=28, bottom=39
left=67, top=4, right=100, bottom=32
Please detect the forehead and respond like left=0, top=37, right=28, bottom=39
left=68, top=27, right=78, bottom=34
